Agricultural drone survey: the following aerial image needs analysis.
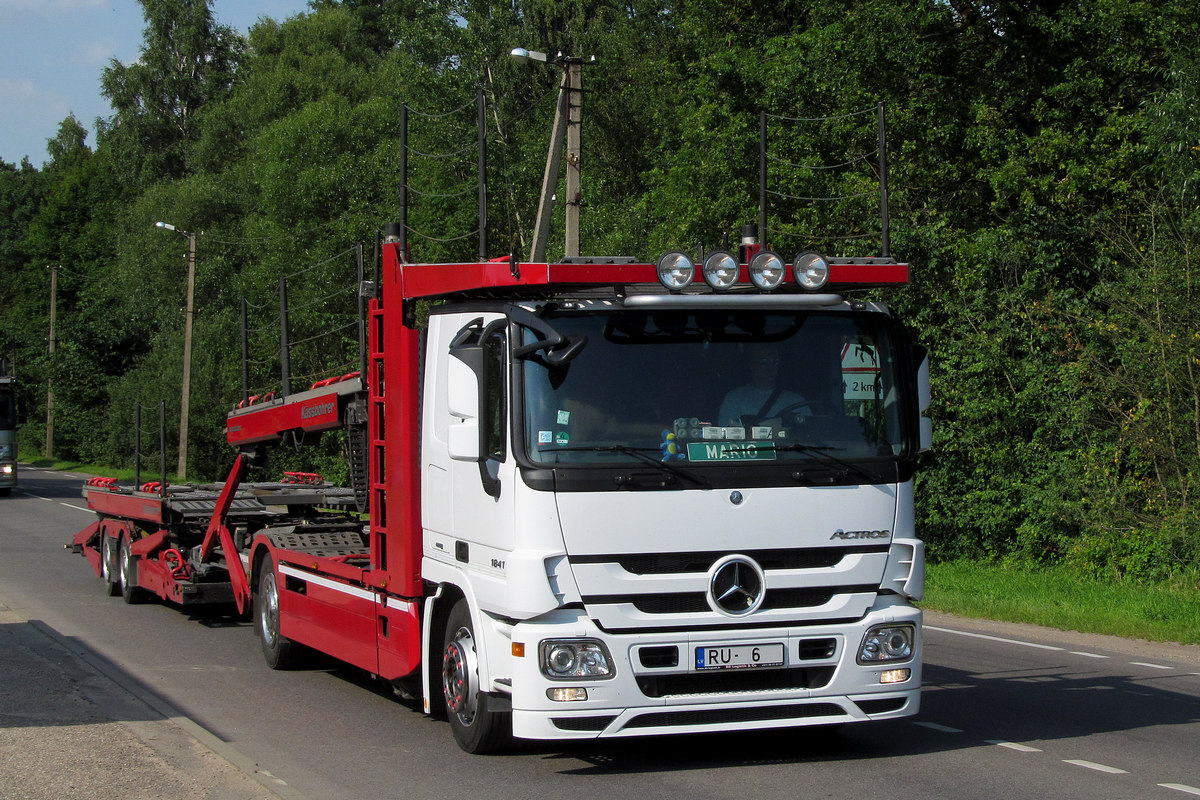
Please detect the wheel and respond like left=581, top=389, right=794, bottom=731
left=118, top=533, right=144, bottom=604
left=256, top=556, right=304, bottom=669
left=441, top=599, right=510, bottom=754
left=100, top=533, right=120, bottom=597
left=0, top=487, right=10, bottom=497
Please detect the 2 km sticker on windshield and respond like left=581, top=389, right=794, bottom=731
left=841, top=342, right=880, bottom=400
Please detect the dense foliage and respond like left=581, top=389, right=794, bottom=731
left=2, top=0, right=1198, bottom=583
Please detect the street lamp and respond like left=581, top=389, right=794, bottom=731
left=511, top=48, right=593, bottom=261
left=154, top=221, right=196, bottom=483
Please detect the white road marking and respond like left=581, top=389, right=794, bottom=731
left=1160, top=784, right=1200, bottom=796
left=986, top=739, right=1042, bottom=752
left=924, top=625, right=1065, bottom=651
left=1064, top=759, right=1128, bottom=774
left=1070, top=651, right=1110, bottom=659
left=1129, top=662, right=1173, bottom=670
left=913, top=721, right=963, bottom=733
left=58, top=502, right=92, bottom=514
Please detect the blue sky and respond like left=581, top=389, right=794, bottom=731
left=0, top=0, right=311, bottom=168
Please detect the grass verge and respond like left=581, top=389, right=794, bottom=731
left=923, top=560, right=1200, bottom=646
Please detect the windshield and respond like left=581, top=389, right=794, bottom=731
left=0, top=387, right=14, bottom=431
left=522, top=309, right=908, bottom=466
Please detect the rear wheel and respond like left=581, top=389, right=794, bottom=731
left=118, top=533, right=144, bottom=604
left=100, top=533, right=120, bottom=597
left=441, top=599, right=510, bottom=754
left=256, top=556, right=304, bottom=669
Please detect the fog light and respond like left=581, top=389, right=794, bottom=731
left=702, top=251, right=740, bottom=290
left=749, top=251, right=785, bottom=291
left=793, top=251, right=830, bottom=290
left=880, top=668, right=911, bottom=684
left=547, top=687, right=588, bottom=702
left=657, top=251, right=695, bottom=290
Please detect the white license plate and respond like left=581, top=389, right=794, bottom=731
left=695, top=643, right=785, bottom=670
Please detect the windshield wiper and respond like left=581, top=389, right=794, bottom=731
left=772, top=443, right=876, bottom=483
left=549, top=445, right=708, bottom=487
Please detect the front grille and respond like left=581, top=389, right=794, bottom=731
left=624, top=702, right=843, bottom=729
left=587, top=546, right=885, bottom=575
left=601, top=587, right=862, bottom=615
left=637, top=666, right=835, bottom=698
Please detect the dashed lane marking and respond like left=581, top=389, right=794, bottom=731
left=1129, top=662, right=1173, bottom=670
left=1160, top=785, right=1200, bottom=796
left=1070, top=651, right=1110, bottom=659
left=1064, top=759, right=1128, bottom=774
left=913, top=721, right=963, bottom=733
left=58, top=502, right=92, bottom=514
left=986, top=739, right=1042, bottom=752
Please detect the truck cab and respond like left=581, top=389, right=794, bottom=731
left=410, top=250, right=930, bottom=748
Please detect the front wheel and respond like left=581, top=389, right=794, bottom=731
left=256, top=555, right=305, bottom=669
left=441, top=599, right=510, bottom=754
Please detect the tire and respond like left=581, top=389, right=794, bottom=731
left=256, top=556, right=304, bottom=669
left=0, top=487, right=11, bottom=497
left=118, top=533, right=145, bottom=604
left=100, top=533, right=121, bottom=597
left=441, top=599, right=511, bottom=754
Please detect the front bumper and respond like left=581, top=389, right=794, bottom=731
left=506, top=603, right=921, bottom=740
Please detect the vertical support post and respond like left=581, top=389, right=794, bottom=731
left=158, top=400, right=166, bottom=496
left=878, top=102, right=890, bottom=259
left=134, top=403, right=141, bottom=489
left=45, top=264, right=57, bottom=459
left=279, top=277, right=290, bottom=398
left=478, top=89, right=488, bottom=261
left=399, top=104, right=409, bottom=261
left=759, top=111, right=768, bottom=252
left=240, top=298, right=249, bottom=406
left=178, top=232, right=195, bottom=482
left=356, top=242, right=368, bottom=381
left=564, top=58, right=583, bottom=259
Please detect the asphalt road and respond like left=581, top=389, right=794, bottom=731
left=2, top=466, right=1199, bottom=800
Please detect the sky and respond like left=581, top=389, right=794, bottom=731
left=0, top=0, right=312, bottom=168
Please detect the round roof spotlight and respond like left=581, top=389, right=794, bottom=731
left=793, top=251, right=830, bottom=291
left=702, top=250, right=740, bottom=291
left=748, top=251, right=786, bottom=291
left=656, top=251, right=695, bottom=290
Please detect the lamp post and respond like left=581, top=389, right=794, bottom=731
left=154, top=221, right=196, bottom=482
left=511, top=48, right=592, bottom=261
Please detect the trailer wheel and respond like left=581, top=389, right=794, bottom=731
left=118, top=533, right=145, bottom=604
left=256, top=556, right=303, bottom=669
left=100, top=532, right=120, bottom=597
left=441, top=599, right=510, bottom=754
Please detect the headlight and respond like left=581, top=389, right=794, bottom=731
left=793, top=251, right=830, bottom=291
left=540, top=639, right=614, bottom=680
left=857, top=624, right=915, bottom=664
left=656, top=251, right=695, bottom=290
left=0, top=463, right=12, bottom=475
left=748, top=251, right=785, bottom=291
left=702, top=251, right=740, bottom=290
